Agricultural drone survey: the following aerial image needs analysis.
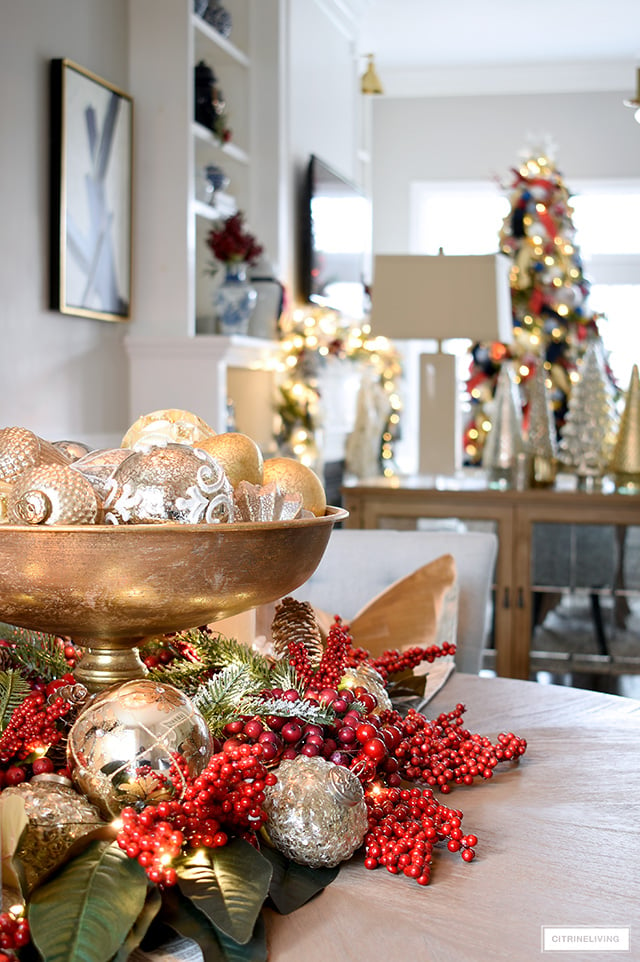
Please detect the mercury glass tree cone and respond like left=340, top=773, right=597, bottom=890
left=0, top=508, right=347, bottom=690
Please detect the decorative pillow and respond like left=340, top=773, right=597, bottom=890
left=313, top=553, right=459, bottom=658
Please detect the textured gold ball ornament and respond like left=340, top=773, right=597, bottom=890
left=122, top=408, right=216, bottom=449
left=0, top=774, right=104, bottom=892
left=7, top=462, right=103, bottom=525
left=197, top=432, right=264, bottom=488
left=262, top=755, right=368, bottom=867
left=103, top=443, right=234, bottom=524
left=262, top=457, right=327, bottom=517
left=67, top=679, right=214, bottom=819
left=0, top=426, right=69, bottom=484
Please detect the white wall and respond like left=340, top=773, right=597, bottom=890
left=0, top=0, right=130, bottom=448
left=371, top=90, right=640, bottom=253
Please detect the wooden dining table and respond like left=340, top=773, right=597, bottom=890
left=262, top=673, right=640, bottom=962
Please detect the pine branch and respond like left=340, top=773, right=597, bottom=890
left=0, top=624, right=68, bottom=681
left=268, top=660, right=307, bottom=694
left=147, top=659, right=209, bottom=698
left=192, top=664, right=257, bottom=732
left=0, top=670, right=32, bottom=732
left=237, top=694, right=334, bottom=727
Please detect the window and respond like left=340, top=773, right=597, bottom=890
left=410, top=179, right=640, bottom=388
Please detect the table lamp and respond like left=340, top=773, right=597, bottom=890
left=369, top=253, right=513, bottom=476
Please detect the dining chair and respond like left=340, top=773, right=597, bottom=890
left=288, top=528, right=498, bottom=674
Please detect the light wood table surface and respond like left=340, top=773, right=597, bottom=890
left=263, top=673, right=640, bottom=962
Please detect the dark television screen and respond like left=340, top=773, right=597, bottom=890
left=301, top=155, right=371, bottom=319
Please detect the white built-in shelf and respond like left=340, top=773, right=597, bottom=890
left=192, top=121, right=250, bottom=165
left=192, top=13, right=250, bottom=68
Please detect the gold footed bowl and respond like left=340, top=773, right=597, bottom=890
left=0, top=507, right=347, bottom=691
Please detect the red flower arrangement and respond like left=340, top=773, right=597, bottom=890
left=206, top=211, right=263, bottom=267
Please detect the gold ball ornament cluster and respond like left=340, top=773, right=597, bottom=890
left=0, top=409, right=330, bottom=526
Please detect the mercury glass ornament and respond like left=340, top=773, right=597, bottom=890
left=121, top=408, right=216, bottom=449
left=102, top=443, right=235, bottom=524
left=70, top=447, right=132, bottom=501
left=67, top=679, right=214, bottom=819
left=0, top=426, right=69, bottom=484
left=263, top=755, right=367, bottom=868
left=52, top=439, right=93, bottom=462
left=0, top=774, right=104, bottom=892
left=340, top=664, right=392, bottom=713
left=233, top=480, right=305, bottom=522
left=7, top=462, right=102, bottom=525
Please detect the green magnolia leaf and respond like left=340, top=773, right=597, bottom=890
left=28, top=840, right=149, bottom=962
left=111, top=886, right=162, bottom=962
left=159, top=886, right=226, bottom=962
left=216, top=912, right=267, bottom=962
left=260, top=846, right=339, bottom=915
left=176, top=839, right=272, bottom=945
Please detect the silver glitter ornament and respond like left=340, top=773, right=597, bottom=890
left=70, top=447, right=132, bottom=500
left=102, top=443, right=234, bottom=524
left=263, top=755, right=368, bottom=867
left=67, top=679, right=214, bottom=819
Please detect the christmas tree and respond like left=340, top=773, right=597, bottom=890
left=464, top=145, right=603, bottom=464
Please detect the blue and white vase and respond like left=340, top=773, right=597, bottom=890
left=214, top=262, right=257, bottom=336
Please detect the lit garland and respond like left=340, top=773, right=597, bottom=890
left=274, top=306, right=402, bottom=476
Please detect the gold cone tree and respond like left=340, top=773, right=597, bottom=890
left=609, top=363, right=640, bottom=493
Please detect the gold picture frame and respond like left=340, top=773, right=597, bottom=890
left=50, top=58, right=133, bottom=322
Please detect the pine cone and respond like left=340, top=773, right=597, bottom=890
left=271, top=597, right=324, bottom=667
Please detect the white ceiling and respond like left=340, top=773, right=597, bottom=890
left=356, top=0, right=640, bottom=97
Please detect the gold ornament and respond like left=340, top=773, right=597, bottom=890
left=7, top=463, right=102, bottom=525
left=103, top=443, right=234, bottom=524
left=263, top=755, right=367, bottom=867
left=122, top=408, right=216, bottom=449
left=67, top=679, right=214, bottom=818
left=262, top=457, right=327, bottom=517
left=0, top=774, right=104, bottom=893
left=0, top=426, right=69, bottom=484
left=233, top=480, right=305, bottom=522
left=609, top=363, right=640, bottom=494
left=196, top=431, right=264, bottom=488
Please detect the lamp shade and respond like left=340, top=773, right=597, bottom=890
left=369, top=253, right=513, bottom=343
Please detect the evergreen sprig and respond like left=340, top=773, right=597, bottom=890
left=237, top=694, right=335, bottom=728
left=0, top=669, right=32, bottom=732
left=192, top=664, right=259, bottom=732
left=0, top=623, right=68, bottom=682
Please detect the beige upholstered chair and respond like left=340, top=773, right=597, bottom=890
left=289, top=529, right=498, bottom=674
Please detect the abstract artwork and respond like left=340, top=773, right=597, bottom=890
left=50, top=59, right=133, bottom=322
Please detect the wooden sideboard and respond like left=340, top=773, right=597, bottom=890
left=342, top=476, right=640, bottom=680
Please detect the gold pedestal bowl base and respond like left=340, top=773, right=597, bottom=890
left=0, top=508, right=346, bottom=691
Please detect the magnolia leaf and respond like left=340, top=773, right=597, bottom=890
left=176, top=839, right=272, bottom=945
left=0, top=793, right=28, bottom=890
left=260, top=846, right=339, bottom=915
left=216, top=912, right=267, bottom=962
left=28, top=840, right=149, bottom=962
left=111, top=885, right=163, bottom=962
left=159, top=886, right=226, bottom=962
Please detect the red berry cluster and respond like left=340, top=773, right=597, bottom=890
left=0, top=912, right=30, bottom=955
left=393, top=704, right=527, bottom=792
left=363, top=786, right=478, bottom=885
left=116, top=743, right=276, bottom=886
left=285, top=619, right=353, bottom=693
left=369, top=642, right=456, bottom=683
left=0, top=691, right=70, bottom=767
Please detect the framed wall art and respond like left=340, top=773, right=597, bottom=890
left=50, top=58, right=133, bottom=321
